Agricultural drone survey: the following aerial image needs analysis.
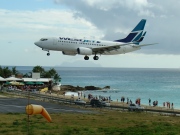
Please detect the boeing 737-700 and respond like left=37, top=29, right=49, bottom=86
left=34, top=19, right=155, bottom=60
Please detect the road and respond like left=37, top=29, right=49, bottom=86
left=0, top=97, right=96, bottom=114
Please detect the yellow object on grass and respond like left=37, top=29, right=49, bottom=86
left=26, top=104, right=52, bottom=122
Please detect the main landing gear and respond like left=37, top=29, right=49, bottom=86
left=84, top=55, right=89, bottom=60
left=84, top=55, right=99, bottom=60
left=93, top=55, right=99, bottom=60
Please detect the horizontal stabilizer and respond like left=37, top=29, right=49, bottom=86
left=132, top=43, right=158, bottom=48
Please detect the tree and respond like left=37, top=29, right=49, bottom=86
left=32, top=66, right=61, bottom=82
left=42, top=71, right=52, bottom=78
left=42, top=68, right=60, bottom=79
left=11, top=67, right=19, bottom=76
left=23, top=72, right=32, bottom=78
left=48, top=68, right=56, bottom=76
left=0, top=66, right=12, bottom=78
left=32, top=66, right=45, bottom=76
left=53, top=73, right=61, bottom=83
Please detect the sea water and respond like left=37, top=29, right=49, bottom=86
left=17, top=67, right=180, bottom=109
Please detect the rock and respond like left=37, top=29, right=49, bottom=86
left=60, top=85, right=109, bottom=92
left=85, top=86, right=102, bottom=90
left=61, top=85, right=84, bottom=91
left=103, top=86, right=110, bottom=89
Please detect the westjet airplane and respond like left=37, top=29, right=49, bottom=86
left=34, top=19, right=155, bottom=60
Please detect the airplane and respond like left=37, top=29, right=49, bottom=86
left=34, top=19, right=155, bottom=60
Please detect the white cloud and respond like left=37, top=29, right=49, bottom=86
left=0, top=9, right=103, bottom=41
left=80, top=0, right=155, bottom=17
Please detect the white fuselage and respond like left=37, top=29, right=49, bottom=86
left=35, top=37, right=141, bottom=55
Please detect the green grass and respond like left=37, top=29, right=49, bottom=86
left=0, top=110, right=180, bottom=135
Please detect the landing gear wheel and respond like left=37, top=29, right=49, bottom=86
left=84, top=56, right=89, bottom=60
left=93, top=56, right=99, bottom=60
left=47, top=52, right=50, bottom=56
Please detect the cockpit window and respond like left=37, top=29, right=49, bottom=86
left=40, top=38, right=48, bottom=41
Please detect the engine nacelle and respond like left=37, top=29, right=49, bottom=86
left=62, top=51, right=76, bottom=56
left=77, top=47, right=93, bottom=55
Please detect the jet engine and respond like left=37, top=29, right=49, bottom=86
left=77, top=47, right=93, bottom=55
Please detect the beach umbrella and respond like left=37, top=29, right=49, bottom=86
left=10, top=81, right=24, bottom=85
left=18, top=82, right=24, bottom=85
left=0, top=76, right=6, bottom=81
left=35, top=82, right=44, bottom=85
left=25, top=81, right=34, bottom=85
left=5, top=82, right=11, bottom=85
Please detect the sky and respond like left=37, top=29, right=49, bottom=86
left=1, top=0, right=180, bottom=68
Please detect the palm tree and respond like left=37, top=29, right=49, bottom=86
left=48, top=68, right=56, bottom=76
left=42, top=71, right=52, bottom=78
left=32, top=66, right=45, bottom=73
left=31, top=66, right=61, bottom=83
left=32, top=66, right=45, bottom=77
left=53, top=73, right=61, bottom=83
left=11, top=67, right=19, bottom=76
left=0, top=66, right=12, bottom=78
left=0, top=66, right=3, bottom=77
left=23, top=72, right=32, bottom=78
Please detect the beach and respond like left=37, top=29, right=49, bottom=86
left=35, top=90, right=179, bottom=114
left=16, top=67, right=180, bottom=109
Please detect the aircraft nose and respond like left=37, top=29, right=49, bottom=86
left=34, top=41, right=41, bottom=47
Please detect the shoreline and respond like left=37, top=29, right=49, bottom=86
left=1, top=89, right=179, bottom=112
left=65, top=91, right=180, bottom=111
left=58, top=91, right=180, bottom=111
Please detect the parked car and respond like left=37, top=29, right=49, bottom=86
left=90, top=99, right=101, bottom=107
left=128, top=104, right=144, bottom=111
left=74, top=99, right=86, bottom=105
left=101, top=101, right=110, bottom=107
left=90, top=99, right=110, bottom=107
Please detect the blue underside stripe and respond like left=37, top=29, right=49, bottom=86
left=114, top=33, right=138, bottom=42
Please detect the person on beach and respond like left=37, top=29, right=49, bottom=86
left=78, top=92, right=80, bottom=97
left=156, top=100, right=158, bottom=106
left=84, top=94, right=86, bottom=99
left=130, top=100, right=132, bottom=104
left=109, top=96, right=111, bottom=103
left=127, top=97, right=129, bottom=104
left=149, top=98, right=151, bottom=106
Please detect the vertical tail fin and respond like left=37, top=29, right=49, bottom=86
left=114, top=19, right=146, bottom=43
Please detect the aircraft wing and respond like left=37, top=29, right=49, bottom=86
left=91, top=43, right=131, bottom=54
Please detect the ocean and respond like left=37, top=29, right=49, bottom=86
left=17, top=66, right=180, bottom=109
